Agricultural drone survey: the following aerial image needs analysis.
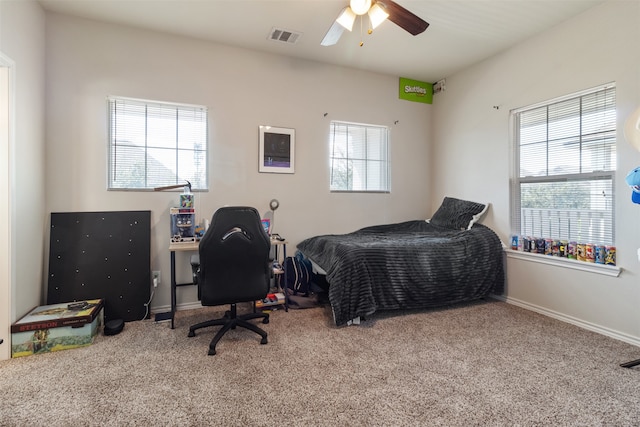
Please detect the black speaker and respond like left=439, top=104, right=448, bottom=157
left=104, top=319, right=125, bottom=336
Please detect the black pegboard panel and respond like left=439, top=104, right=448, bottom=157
left=47, top=211, right=151, bottom=322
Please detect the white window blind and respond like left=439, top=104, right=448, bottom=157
left=511, top=84, right=616, bottom=245
left=329, top=121, right=389, bottom=192
left=108, top=96, right=208, bottom=190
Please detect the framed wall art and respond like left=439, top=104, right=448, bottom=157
left=259, top=126, right=295, bottom=174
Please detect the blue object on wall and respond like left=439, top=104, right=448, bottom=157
left=625, top=167, right=640, bottom=204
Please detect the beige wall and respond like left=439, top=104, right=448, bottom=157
left=43, top=13, right=433, bottom=311
left=432, top=0, right=640, bottom=344
left=0, top=0, right=46, bottom=329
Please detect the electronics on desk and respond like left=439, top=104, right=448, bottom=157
left=170, top=235, right=197, bottom=243
left=261, top=218, right=271, bottom=235
left=179, top=192, right=194, bottom=208
left=170, top=207, right=196, bottom=243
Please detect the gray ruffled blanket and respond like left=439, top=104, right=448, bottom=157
left=297, top=220, right=504, bottom=326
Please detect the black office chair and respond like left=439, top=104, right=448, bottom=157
left=187, top=206, right=271, bottom=355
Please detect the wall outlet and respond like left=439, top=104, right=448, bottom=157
left=152, top=271, right=161, bottom=287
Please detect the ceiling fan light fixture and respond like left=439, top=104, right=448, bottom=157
left=350, top=0, right=372, bottom=15
left=322, top=0, right=428, bottom=47
left=368, top=3, right=389, bottom=29
left=336, top=6, right=357, bottom=31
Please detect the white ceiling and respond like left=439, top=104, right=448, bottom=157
left=37, top=0, right=605, bottom=83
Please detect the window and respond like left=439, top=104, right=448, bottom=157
left=511, top=84, right=616, bottom=246
left=329, top=121, right=389, bottom=192
left=108, top=96, right=208, bottom=190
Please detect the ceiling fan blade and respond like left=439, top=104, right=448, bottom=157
left=321, top=20, right=346, bottom=46
left=380, top=0, right=429, bottom=36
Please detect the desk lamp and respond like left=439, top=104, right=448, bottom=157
left=154, top=180, right=191, bottom=193
left=269, top=199, right=280, bottom=235
left=154, top=180, right=196, bottom=241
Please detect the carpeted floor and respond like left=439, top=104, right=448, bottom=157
left=1, top=300, right=640, bottom=426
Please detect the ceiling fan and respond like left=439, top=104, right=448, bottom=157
left=321, top=0, right=429, bottom=47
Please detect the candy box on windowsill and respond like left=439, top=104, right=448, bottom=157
left=11, top=299, right=104, bottom=358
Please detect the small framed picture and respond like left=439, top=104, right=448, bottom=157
left=261, top=218, right=271, bottom=235
left=259, top=126, right=295, bottom=174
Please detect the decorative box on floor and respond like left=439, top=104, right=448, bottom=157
left=11, top=299, right=104, bottom=358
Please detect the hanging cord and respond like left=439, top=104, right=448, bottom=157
left=359, top=14, right=375, bottom=46
left=141, top=287, right=155, bottom=321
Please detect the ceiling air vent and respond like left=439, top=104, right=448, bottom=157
left=268, top=27, right=302, bottom=45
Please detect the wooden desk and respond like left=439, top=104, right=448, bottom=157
left=155, top=241, right=199, bottom=329
left=158, top=238, right=288, bottom=329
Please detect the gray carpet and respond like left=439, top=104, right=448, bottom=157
left=1, top=300, right=640, bottom=426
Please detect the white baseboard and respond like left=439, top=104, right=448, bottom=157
left=492, top=294, right=640, bottom=348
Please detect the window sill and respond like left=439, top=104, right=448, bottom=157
left=505, top=249, right=622, bottom=277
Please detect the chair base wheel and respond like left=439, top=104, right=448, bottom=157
left=189, top=303, right=269, bottom=355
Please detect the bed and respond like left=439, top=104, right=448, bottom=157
left=296, top=197, right=505, bottom=326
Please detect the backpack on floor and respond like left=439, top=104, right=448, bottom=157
left=283, top=252, right=312, bottom=296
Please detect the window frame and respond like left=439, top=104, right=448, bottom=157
left=328, top=120, right=390, bottom=193
left=509, top=83, right=620, bottom=275
left=107, top=96, right=209, bottom=191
